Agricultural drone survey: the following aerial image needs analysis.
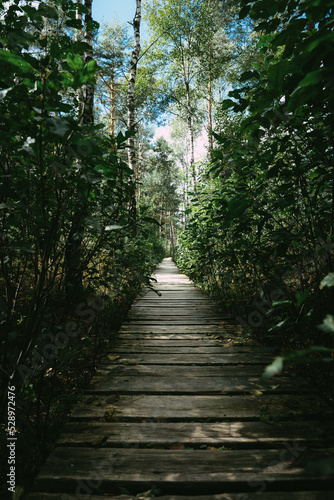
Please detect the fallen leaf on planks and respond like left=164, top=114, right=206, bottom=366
left=108, top=355, right=120, bottom=361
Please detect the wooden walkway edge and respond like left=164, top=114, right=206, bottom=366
left=25, top=258, right=334, bottom=499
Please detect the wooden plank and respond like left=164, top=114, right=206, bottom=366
left=86, top=375, right=315, bottom=395
left=98, top=364, right=266, bottom=377
left=123, top=320, right=230, bottom=326
left=133, top=299, right=227, bottom=304
left=57, top=420, right=334, bottom=447
left=113, top=339, right=237, bottom=346
left=129, top=308, right=227, bottom=315
left=109, top=346, right=273, bottom=354
left=111, top=340, right=269, bottom=349
left=149, top=285, right=197, bottom=289
left=119, top=326, right=236, bottom=333
left=130, top=304, right=225, bottom=309
left=98, top=353, right=272, bottom=364
left=71, top=394, right=329, bottom=420
left=131, top=301, right=226, bottom=307
left=116, top=333, right=240, bottom=340
left=127, top=313, right=229, bottom=320
left=32, top=447, right=334, bottom=494
left=140, top=291, right=212, bottom=298
left=150, top=291, right=205, bottom=295
left=23, top=492, right=334, bottom=500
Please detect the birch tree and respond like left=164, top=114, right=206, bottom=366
left=127, top=0, right=141, bottom=177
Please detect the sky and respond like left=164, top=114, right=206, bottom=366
left=93, top=0, right=143, bottom=30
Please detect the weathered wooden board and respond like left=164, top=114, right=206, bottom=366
left=23, top=492, right=334, bottom=500
left=57, top=420, right=334, bottom=447
left=128, top=310, right=227, bottom=318
left=116, top=333, right=240, bottom=340
left=108, top=346, right=273, bottom=354
left=71, top=394, right=328, bottom=420
left=98, top=364, right=266, bottom=377
left=86, top=375, right=315, bottom=395
left=32, top=447, right=334, bottom=494
left=148, top=285, right=197, bottom=290
left=119, top=326, right=238, bottom=333
left=127, top=313, right=229, bottom=320
left=130, top=303, right=225, bottom=309
left=112, top=339, right=243, bottom=346
left=99, top=353, right=272, bottom=364
left=131, top=300, right=226, bottom=307
left=132, top=299, right=227, bottom=305
left=111, top=342, right=271, bottom=351
left=140, top=290, right=207, bottom=305
left=123, top=321, right=229, bottom=327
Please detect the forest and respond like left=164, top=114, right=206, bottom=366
left=0, top=0, right=334, bottom=497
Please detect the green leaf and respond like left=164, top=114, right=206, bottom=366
left=65, top=19, right=84, bottom=29
left=86, top=59, right=97, bottom=73
left=298, top=70, right=324, bottom=88
left=47, top=117, right=70, bottom=137
left=142, top=216, right=160, bottom=226
left=320, top=272, right=334, bottom=289
left=67, top=53, right=84, bottom=71
left=105, top=225, right=123, bottom=231
left=262, top=356, right=284, bottom=379
left=228, top=198, right=252, bottom=218
left=296, top=287, right=311, bottom=308
left=239, top=5, right=250, bottom=19
left=318, top=315, right=334, bottom=334
left=0, top=49, right=34, bottom=72
left=0, top=87, right=14, bottom=99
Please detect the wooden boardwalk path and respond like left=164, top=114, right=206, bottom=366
left=26, top=258, right=334, bottom=499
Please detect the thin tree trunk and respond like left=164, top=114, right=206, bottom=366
left=82, top=0, right=94, bottom=126
left=208, top=53, right=214, bottom=157
left=185, top=83, right=196, bottom=191
left=208, top=79, right=213, bottom=153
left=75, top=1, right=82, bottom=41
left=127, top=0, right=141, bottom=228
left=110, top=72, right=115, bottom=137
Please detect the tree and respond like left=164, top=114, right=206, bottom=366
left=81, top=0, right=95, bottom=125
left=127, top=0, right=141, bottom=186
left=144, top=0, right=244, bottom=187
left=95, top=19, right=131, bottom=136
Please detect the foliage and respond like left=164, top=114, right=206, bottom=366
left=175, top=0, right=334, bottom=360
left=140, top=137, right=180, bottom=254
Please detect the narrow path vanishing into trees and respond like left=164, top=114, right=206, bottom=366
left=25, top=258, right=334, bottom=499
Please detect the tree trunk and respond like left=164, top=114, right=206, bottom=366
left=207, top=41, right=214, bottom=158
left=127, top=0, right=141, bottom=228
left=110, top=72, right=115, bottom=137
left=82, top=0, right=94, bottom=126
left=75, top=1, right=82, bottom=41
left=185, top=83, right=196, bottom=191
left=208, top=79, right=213, bottom=154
